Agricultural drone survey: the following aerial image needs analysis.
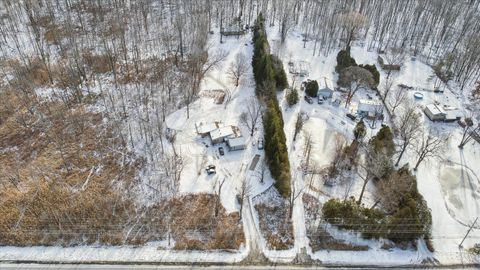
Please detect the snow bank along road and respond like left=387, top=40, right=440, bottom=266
left=2, top=264, right=479, bottom=270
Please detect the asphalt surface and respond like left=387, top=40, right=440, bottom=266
left=1, top=264, right=479, bottom=270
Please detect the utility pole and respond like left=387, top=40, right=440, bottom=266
left=459, top=217, right=478, bottom=248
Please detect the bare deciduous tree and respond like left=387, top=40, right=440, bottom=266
left=395, top=101, right=422, bottom=166
left=339, top=66, right=376, bottom=107
left=237, top=179, right=252, bottom=219
left=357, top=145, right=393, bottom=205
left=240, top=97, right=263, bottom=136
left=339, top=11, right=367, bottom=52
left=388, top=87, right=407, bottom=116
left=293, top=112, right=306, bottom=141
left=227, top=52, right=249, bottom=87
left=414, top=130, right=449, bottom=171
left=458, top=116, right=479, bottom=149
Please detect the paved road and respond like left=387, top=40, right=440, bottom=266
left=1, top=264, right=479, bottom=270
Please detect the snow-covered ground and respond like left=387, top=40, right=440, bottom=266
left=1, top=19, right=479, bottom=268
left=261, top=24, right=480, bottom=266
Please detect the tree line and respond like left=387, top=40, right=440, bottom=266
left=252, top=13, right=290, bottom=198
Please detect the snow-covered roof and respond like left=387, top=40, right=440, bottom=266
left=425, top=104, right=446, bottom=116
left=358, top=99, right=383, bottom=112
left=195, top=121, right=221, bottom=134
left=227, top=137, right=246, bottom=148
left=445, top=110, right=461, bottom=120
left=210, top=126, right=235, bottom=141
left=319, top=87, right=333, bottom=93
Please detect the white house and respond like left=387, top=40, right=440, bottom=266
left=209, top=125, right=242, bottom=144
left=357, top=99, right=383, bottom=119
left=227, top=137, right=246, bottom=151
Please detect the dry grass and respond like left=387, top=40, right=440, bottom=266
left=254, top=198, right=294, bottom=250
left=0, top=90, right=244, bottom=249
left=166, top=194, right=244, bottom=250
left=0, top=89, right=139, bottom=246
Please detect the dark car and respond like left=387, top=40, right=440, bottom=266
left=219, top=147, right=225, bottom=156
left=346, top=113, right=357, bottom=121
left=304, top=95, right=313, bottom=104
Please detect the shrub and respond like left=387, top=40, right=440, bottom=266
left=335, top=49, right=357, bottom=73
left=353, top=120, right=366, bottom=141
left=323, top=166, right=432, bottom=244
left=369, top=125, right=395, bottom=157
left=286, top=88, right=299, bottom=106
left=304, top=80, right=319, bottom=97
left=359, top=64, right=380, bottom=87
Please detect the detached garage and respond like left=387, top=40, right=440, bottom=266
left=424, top=104, right=446, bottom=121
left=227, top=137, right=246, bottom=151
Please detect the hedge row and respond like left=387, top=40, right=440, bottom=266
left=252, top=14, right=291, bottom=198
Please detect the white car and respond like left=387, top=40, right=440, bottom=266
left=205, top=165, right=216, bottom=175
left=317, top=96, right=324, bottom=104
left=257, top=139, right=264, bottom=150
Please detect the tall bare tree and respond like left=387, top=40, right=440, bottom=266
left=240, top=97, right=263, bottom=136
left=414, top=130, right=449, bottom=171
left=227, top=52, right=249, bottom=87
left=395, top=101, right=422, bottom=166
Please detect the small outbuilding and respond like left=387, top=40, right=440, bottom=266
left=357, top=99, right=384, bottom=119
left=318, top=87, right=334, bottom=99
left=424, top=104, right=446, bottom=121
left=227, top=137, right=247, bottom=151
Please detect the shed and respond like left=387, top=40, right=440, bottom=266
left=424, top=104, right=446, bottom=121
left=318, top=87, right=334, bottom=99
left=444, top=110, right=462, bottom=122
left=357, top=99, right=383, bottom=118
left=227, top=137, right=246, bottom=151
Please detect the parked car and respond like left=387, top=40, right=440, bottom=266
left=206, top=165, right=216, bottom=175
left=218, top=147, right=224, bottom=156
left=257, top=139, right=264, bottom=150
left=304, top=95, right=313, bottom=104
left=317, top=96, right=324, bottom=104
left=346, top=113, right=357, bottom=121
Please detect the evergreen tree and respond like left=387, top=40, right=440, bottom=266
left=286, top=88, right=299, bottom=106
left=369, top=125, right=395, bottom=157
left=304, top=80, right=319, bottom=97
left=335, top=49, right=357, bottom=73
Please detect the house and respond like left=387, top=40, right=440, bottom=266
left=227, top=137, right=246, bottom=151
left=318, top=87, right=334, bottom=99
left=195, top=121, right=222, bottom=137
left=424, top=104, right=446, bottom=121
left=357, top=99, right=383, bottom=119
left=209, top=125, right=242, bottom=144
